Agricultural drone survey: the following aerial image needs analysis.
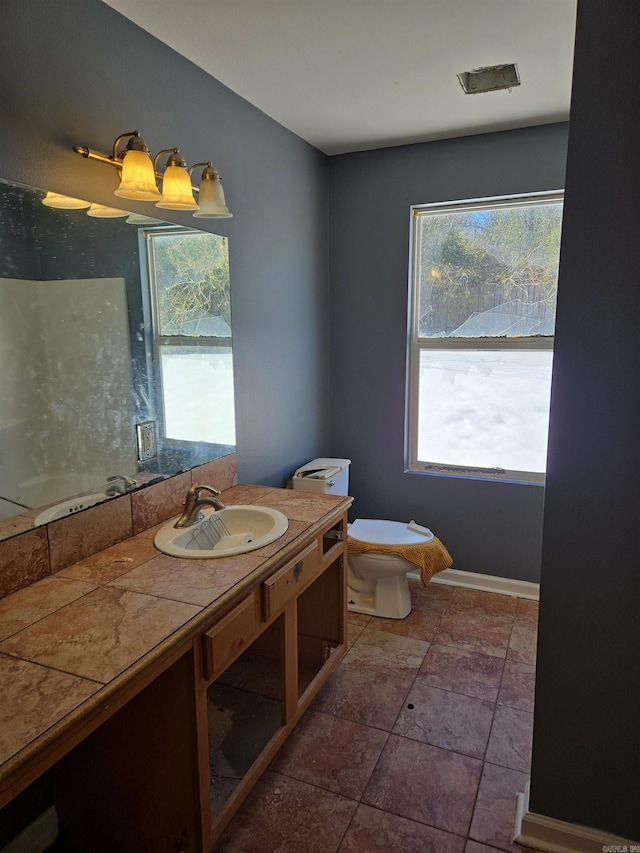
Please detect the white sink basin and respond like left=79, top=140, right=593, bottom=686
left=34, top=493, right=109, bottom=526
left=154, top=505, right=289, bottom=559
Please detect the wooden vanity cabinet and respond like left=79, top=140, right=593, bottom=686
left=196, top=511, right=348, bottom=850
left=2, top=506, right=348, bottom=853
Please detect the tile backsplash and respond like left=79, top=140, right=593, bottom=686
left=0, top=454, right=238, bottom=601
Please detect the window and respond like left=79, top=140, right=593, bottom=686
left=145, top=227, right=235, bottom=447
left=407, top=192, right=563, bottom=483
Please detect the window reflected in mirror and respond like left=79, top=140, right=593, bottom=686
left=144, top=228, right=235, bottom=447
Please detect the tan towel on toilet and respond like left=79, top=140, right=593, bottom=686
left=347, top=536, right=453, bottom=586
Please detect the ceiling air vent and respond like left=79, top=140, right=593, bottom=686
left=457, top=63, right=520, bottom=95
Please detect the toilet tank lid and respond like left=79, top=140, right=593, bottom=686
left=348, top=518, right=434, bottom=546
left=294, top=458, right=351, bottom=479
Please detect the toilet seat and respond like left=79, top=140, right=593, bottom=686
left=348, top=518, right=434, bottom=547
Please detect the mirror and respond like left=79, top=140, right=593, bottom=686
left=0, top=177, right=235, bottom=534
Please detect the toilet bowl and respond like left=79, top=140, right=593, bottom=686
left=347, top=518, right=434, bottom=619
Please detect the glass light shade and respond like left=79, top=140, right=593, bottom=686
left=192, top=177, right=233, bottom=218
left=42, top=192, right=91, bottom=209
left=125, top=212, right=164, bottom=225
left=86, top=203, right=128, bottom=218
left=156, top=165, right=198, bottom=210
left=114, top=149, right=161, bottom=200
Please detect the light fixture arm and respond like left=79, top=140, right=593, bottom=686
left=112, top=130, right=149, bottom=160
left=153, top=147, right=186, bottom=174
left=73, top=130, right=148, bottom=168
left=73, top=144, right=121, bottom=169
left=189, top=161, right=221, bottom=182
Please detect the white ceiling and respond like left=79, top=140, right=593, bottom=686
left=103, top=0, right=577, bottom=156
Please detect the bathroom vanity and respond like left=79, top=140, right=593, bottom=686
left=0, top=485, right=351, bottom=851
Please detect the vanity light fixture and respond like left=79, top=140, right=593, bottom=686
left=125, top=212, right=164, bottom=226
left=112, top=132, right=161, bottom=200
left=154, top=148, right=198, bottom=210
left=191, top=163, right=232, bottom=218
left=42, top=192, right=91, bottom=209
left=73, top=130, right=232, bottom=217
left=86, top=203, right=129, bottom=218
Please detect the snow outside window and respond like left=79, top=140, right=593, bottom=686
left=407, top=192, right=563, bottom=483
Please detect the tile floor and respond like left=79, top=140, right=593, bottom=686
left=214, top=581, right=539, bottom=853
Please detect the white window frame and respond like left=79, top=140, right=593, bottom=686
left=406, top=191, right=563, bottom=484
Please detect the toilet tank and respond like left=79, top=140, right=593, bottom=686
left=291, top=458, right=350, bottom=496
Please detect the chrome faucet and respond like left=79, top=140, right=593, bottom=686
left=174, top=485, right=226, bottom=529
left=105, top=475, right=139, bottom=496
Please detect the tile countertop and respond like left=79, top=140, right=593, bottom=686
left=0, top=485, right=351, bottom=805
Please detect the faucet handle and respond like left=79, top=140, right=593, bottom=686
left=175, top=484, right=225, bottom=529
left=191, top=484, right=221, bottom=499
left=105, top=475, right=139, bottom=496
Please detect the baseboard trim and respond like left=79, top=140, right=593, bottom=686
left=1, top=806, right=58, bottom=853
left=407, top=567, right=540, bottom=600
left=514, top=782, right=639, bottom=853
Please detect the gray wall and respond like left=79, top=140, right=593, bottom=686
left=328, top=124, right=569, bottom=582
left=0, top=0, right=330, bottom=489
left=531, top=0, right=640, bottom=839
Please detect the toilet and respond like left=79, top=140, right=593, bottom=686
left=347, top=518, right=434, bottom=619
left=292, top=458, right=436, bottom=620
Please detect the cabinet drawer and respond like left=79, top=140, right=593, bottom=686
left=261, top=541, right=319, bottom=620
left=202, top=590, right=260, bottom=681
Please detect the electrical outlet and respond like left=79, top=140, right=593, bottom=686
left=136, top=421, right=157, bottom=461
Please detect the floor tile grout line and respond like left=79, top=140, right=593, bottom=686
left=334, top=801, right=358, bottom=853
left=405, top=635, right=509, bottom=659
left=338, top=799, right=476, bottom=851
left=412, top=675, right=500, bottom=705
left=358, top=725, right=394, bottom=796
left=311, top=681, right=414, bottom=736
left=299, top=705, right=397, bottom=744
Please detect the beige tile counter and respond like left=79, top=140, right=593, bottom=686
left=0, top=484, right=350, bottom=816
